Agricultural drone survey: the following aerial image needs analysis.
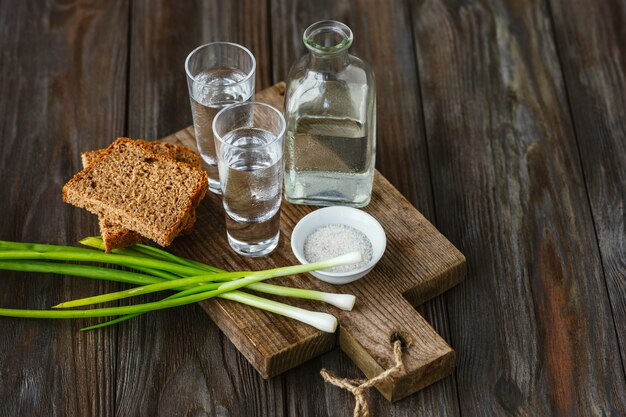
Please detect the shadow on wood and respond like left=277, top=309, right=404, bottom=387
left=163, top=83, right=466, bottom=402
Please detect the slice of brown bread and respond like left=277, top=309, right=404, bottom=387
left=81, top=141, right=202, bottom=251
left=97, top=218, right=144, bottom=251
left=81, top=141, right=201, bottom=169
left=64, top=138, right=208, bottom=247
left=95, top=212, right=198, bottom=251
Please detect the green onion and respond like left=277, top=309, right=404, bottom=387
left=0, top=239, right=360, bottom=333
left=83, top=237, right=357, bottom=311
left=220, top=291, right=338, bottom=333
left=0, top=250, right=207, bottom=276
left=0, top=260, right=162, bottom=286
left=80, top=237, right=221, bottom=273
left=0, top=241, right=104, bottom=253
left=0, top=289, right=339, bottom=333
left=0, top=289, right=337, bottom=331
left=53, top=252, right=361, bottom=308
left=246, top=283, right=355, bottom=311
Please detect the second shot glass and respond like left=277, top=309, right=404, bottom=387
left=185, top=42, right=256, bottom=195
left=212, top=101, right=286, bottom=257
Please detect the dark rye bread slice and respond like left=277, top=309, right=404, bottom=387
left=81, top=141, right=201, bottom=169
left=82, top=141, right=202, bottom=251
left=64, top=138, right=208, bottom=247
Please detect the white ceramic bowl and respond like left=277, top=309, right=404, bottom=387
left=291, top=206, right=387, bottom=284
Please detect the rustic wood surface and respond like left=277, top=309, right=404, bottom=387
left=0, top=0, right=624, bottom=416
left=163, top=84, right=465, bottom=402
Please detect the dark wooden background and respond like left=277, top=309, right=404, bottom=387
left=1, top=0, right=624, bottom=416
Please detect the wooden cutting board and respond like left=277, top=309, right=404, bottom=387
left=163, top=83, right=466, bottom=402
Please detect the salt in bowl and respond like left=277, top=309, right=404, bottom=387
left=291, top=206, right=386, bottom=284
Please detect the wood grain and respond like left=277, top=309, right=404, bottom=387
left=1, top=0, right=625, bottom=415
left=410, top=0, right=626, bottom=415
left=116, top=1, right=279, bottom=417
left=270, top=0, right=463, bottom=414
left=127, top=0, right=272, bottom=142
left=0, top=1, right=128, bottom=416
left=164, top=88, right=466, bottom=399
left=548, top=0, right=626, bottom=377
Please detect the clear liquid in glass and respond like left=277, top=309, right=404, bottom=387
left=218, top=127, right=282, bottom=256
left=190, top=67, right=253, bottom=194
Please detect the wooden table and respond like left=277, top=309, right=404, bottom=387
left=1, top=1, right=624, bottom=416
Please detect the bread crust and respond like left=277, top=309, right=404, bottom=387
left=64, top=138, right=207, bottom=248
left=80, top=140, right=202, bottom=251
left=81, top=142, right=201, bottom=169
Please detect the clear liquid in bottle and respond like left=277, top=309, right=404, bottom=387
left=284, top=21, right=376, bottom=207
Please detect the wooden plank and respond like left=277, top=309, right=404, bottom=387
left=270, top=0, right=462, bottom=414
left=548, top=0, right=626, bottom=376
left=0, top=1, right=128, bottom=416
left=116, top=1, right=280, bottom=417
left=410, top=0, right=626, bottom=415
left=164, top=84, right=465, bottom=402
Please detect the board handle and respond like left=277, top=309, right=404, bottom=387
left=337, top=295, right=455, bottom=402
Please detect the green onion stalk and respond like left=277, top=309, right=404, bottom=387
left=0, top=238, right=359, bottom=333
left=78, top=236, right=357, bottom=311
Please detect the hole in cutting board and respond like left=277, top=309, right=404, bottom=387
left=389, top=331, right=412, bottom=349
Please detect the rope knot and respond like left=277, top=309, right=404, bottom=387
left=320, top=340, right=405, bottom=417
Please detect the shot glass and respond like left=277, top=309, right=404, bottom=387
left=185, top=42, right=256, bottom=195
left=213, top=101, right=286, bottom=256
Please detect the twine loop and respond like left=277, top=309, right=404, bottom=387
left=320, top=340, right=405, bottom=417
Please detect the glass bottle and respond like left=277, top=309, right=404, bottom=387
left=284, top=21, right=376, bottom=208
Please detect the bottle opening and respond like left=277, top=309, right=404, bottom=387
left=303, top=20, right=353, bottom=54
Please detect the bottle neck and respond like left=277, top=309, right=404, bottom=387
left=303, top=21, right=353, bottom=71
left=308, top=50, right=350, bottom=70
